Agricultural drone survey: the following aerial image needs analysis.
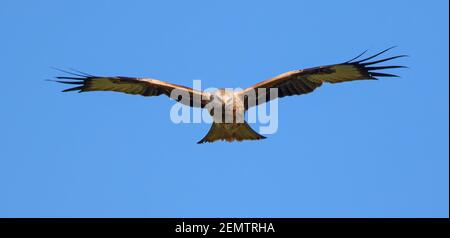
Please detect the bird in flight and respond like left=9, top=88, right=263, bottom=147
left=54, top=47, right=406, bottom=144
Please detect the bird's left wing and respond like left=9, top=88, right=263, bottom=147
left=53, top=72, right=211, bottom=108
left=238, top=47, right=407, bottom=109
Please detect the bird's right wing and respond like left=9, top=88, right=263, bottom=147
left=53, top=71, right=212, bottom=108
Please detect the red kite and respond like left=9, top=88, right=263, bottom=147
left=54, top=47, right=406, bottom=143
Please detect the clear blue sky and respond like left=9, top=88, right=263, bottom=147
left=0, top=0, right=448, bottom=218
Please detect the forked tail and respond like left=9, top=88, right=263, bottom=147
left=197, top=121, right=266, bottom=144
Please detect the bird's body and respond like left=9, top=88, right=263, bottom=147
left=197, top=89, right=265, bottom=143
left=208, top=89, right=245, bottom=123
left=53, top=47, right=406, bottom=143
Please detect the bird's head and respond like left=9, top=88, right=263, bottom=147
left=212, top=89, right=234, bottom=105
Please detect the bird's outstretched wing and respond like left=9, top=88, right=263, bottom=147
left=53, top=71, right=211, bottom=108
left=238, top=47, right=407, bottom=109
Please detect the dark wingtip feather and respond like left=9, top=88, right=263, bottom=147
left=365, top=65, right=407, bottom=71
left=355, top=46, right=398, bottom=63
left=361, top=55, right=408, bottom=66
left=48, top=79, right=84, bottom=85
left=62, top=86, right=84, bottom=92
left=346, top=49, right=368, bottom=63
left=68, top=68, right=95, bottom=77
left=51, top=67, right=90, bottom=78
left=370, top=72, right=400, bottom=78
left=56, top=76, right=85, bottom=80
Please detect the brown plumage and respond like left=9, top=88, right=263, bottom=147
left=53, top=73, right=212, bottom=108
left=197, top=122, right=266, bottom=144
left=53, top=47, right=406, bottom=143
left=238, top=47, right=407, bottom=109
